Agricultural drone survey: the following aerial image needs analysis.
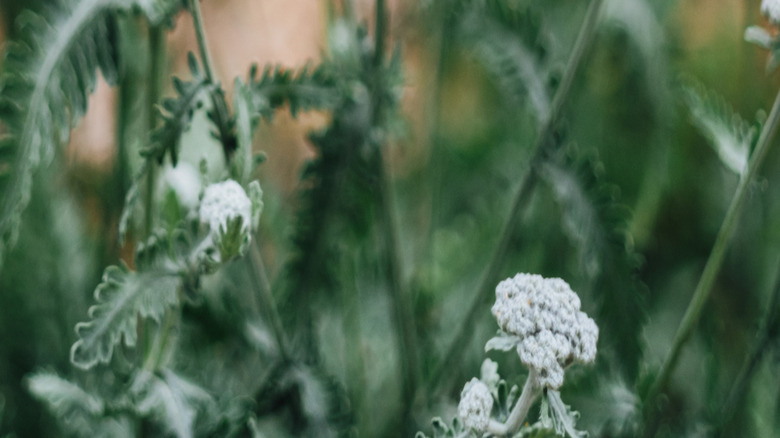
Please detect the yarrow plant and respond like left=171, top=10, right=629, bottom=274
left=420, top=274, right=598, bottom=437
left=2, top=0, right=780, bottom=436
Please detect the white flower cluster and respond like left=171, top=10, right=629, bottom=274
left=763, top=0, right=780, bottom=24
left=491, top=273, right=598, bottom=389
left=458, top=378, right=493, bottom=434
left=199, top=179, right=252, bottom=236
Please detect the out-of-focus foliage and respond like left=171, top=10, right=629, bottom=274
left=1, top=0, right=780, bottom=437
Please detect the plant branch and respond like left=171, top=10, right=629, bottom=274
left=644, top=87, right=780, bottom=425
left=427, top=0, right=604, bottom=398
left=488, top=369, right=542, bottom=436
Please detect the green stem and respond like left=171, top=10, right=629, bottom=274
left=371, top=0, right=420, bottom=427
left=644, top=88, right=780, bottom=424
left=248, top=243, right=291, bottom=361
left=142, top=305, right=179, bottom=371
left=188, top=0, right=217, bottom=83
left=717, top=261, right=780, bottom=431
left=376, top=149, right=421, bottom=409
left=426, top=0, right=604, bottom=398
left=143, top=25, right=166, bottom=238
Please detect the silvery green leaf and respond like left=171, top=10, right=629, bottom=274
left=26, top=372, right=113, bottom=436
left=485, top=331, right=522, bottom=352
left=70, top=265, right=180, bottom=370
left=131, top=369, right=214, bottom=438
left=545, top=390, right=588, bottom=438
left=683, top=82, right=753, bottom=176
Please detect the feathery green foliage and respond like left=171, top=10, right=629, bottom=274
left=682, top=81, right=755, bottom=176
left=0, top=0, right=120, bottom=270
left=457, top=1, right=552, bottom=123
left=0, top=0, right=185, bottom=270
left=70, top=264, right=180, bottom=369
left=248, top=63, right=340, bottom=120
left=542, top=148, right=646, bottom=380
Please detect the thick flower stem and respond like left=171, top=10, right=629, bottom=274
left=644, top=88, right=780, bottom=429
left=488, top=370, right=542, bottom=436
left=427, top=0, right=604, bottom=398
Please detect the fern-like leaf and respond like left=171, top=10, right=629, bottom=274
left=682, top=81, right=754, bottom=176
left=457, top=1, right=551, bottom=123
left=131, top=369, right=214, bottom=438
left=26, top=371, right=106, bottom=435
left=248, top=63, right=339, bottom=120
left=541, top=149, right=646, bottom=381
left=119, top=53, right=209, bottom=240
left=70, top=263, right=180, bottom=369
left=0, top=0, right=186, bottom=270
left=27, top=371, right=104, bottom=417
left=0, top=0, right=122, bottom=270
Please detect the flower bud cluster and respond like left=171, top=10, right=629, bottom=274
left=491, top=273, right=598, bottom=389
left=457, top=378, right=493, bottom=434
left=199, top=180, right=252, bottom=238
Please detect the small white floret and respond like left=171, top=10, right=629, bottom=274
left=199, top=180, right=252, bottom=236
left=458, top=378, right=493, bottom=434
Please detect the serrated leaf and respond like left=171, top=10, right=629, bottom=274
left=542, top=151, right=646, bottom=381
left=543, top=390, right=587, bottom=438
left=485, top=331, right=522, bottom=352
left=132, top=369, right=214, bottom=438
left=70, top=264, right=180, bottom=370
left=682, top=82, right=753, bottom=176
left=26, top=372, right=105, bottom=435
left=458, top=1, right=551, bottom=123
left=0, top=0, right=125, bottom=271
left=248, top=62, right=339, bottom=120
left=26, top=372, right=104, bottom=416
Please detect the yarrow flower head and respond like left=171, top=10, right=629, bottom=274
left=458, top=378, right=493, bottom=434
left=763, top=0, right=780, bottom=24
left=491, top=273, right=598, bottom=389
left=199, top=179, right=252, bottom=236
